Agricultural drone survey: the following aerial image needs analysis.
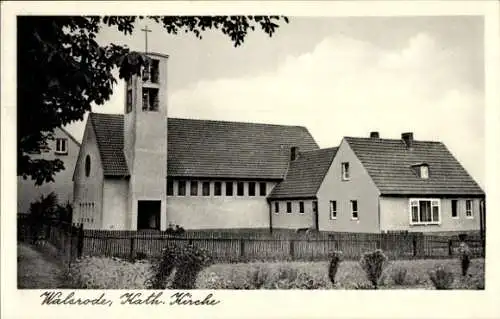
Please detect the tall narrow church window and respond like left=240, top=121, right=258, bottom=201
left=167, top=179, right=174, bottom=196
left=202, top=182, right=210, bottom=196
left=286, top=202, right=292, bottom=213
left=126, top=90, right=133, bottom=113
left=225, top=182, right=233, bottom=196
left=248, top=182, right=256, bottom=196
left=190, top=181, right=198, bottom=196
left=237, top=182, right=244, bottom=196
left=214, top=182, right=222, bottom=196
left=142, top=88, right=159, bottom=111
left=178, top=180, right=186, bottom=196
left=85, top=155, right=91, bottom=177
left=259, top=182, right=266, bottom=196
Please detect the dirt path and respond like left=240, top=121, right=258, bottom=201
left=17, top=242, right=68, bottom=289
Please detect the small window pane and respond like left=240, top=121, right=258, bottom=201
left=190, top=181, right=198, bottom=196
left=214, top=182, right=222, bottom=196
left=178, top=181, right=186, bottom=196
left=259, top=182, right=266, bottom=196
left=286, top=202, right=292, bottom=213
left=248, top=182, right=255, bottom=196
left=237, top=182, right=244, bottom=196
left=432, top=206, right=439, bottom=222
left=167, top=179, right=173, bottom=196
left=274, top=202, right=279, bottom=213
left=299, top=202, right=304, bottom=214
left=451, top=200, right=458, bottom=218
left=202, top=182, right=210, bottom=196
left=411, top=206, right=419, bottom=222
left=225, top=182, right=233, bottom=196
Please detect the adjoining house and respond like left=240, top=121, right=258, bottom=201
left=17, top=127, right=80, bottom=214
left=312, top=132, right=485, bottom=233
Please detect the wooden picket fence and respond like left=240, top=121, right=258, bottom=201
left=17, top=216, right=484, bottom=263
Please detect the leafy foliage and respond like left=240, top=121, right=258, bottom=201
left=327, top=251, right=343, bottom=285
left=428, top=265, right=454, bottom=290
left=18, top=16, right=289, bottom=185
left=390, top=266, right=408, bottom=286
left=359, top=249, right=388, bottom=289
left=151, top=244, right=212, bottom=289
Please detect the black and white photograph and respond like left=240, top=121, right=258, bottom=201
left=2, top=1, right=500, bottom=318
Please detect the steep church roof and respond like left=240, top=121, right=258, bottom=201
left=268, top=147, right=338, bottom=199
left=89, top=113, right=130, bottom=176
left=345, top=136, right=484, bottom=196
left=89, top=113, right=319, bottom=179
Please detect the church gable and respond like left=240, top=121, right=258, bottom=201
left=73, top=118, right=104, bottom=182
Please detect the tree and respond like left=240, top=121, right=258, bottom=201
left=18, top=16, right=289, bottom=185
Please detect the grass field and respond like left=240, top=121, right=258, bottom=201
left=196, top=258, right=484, bottom=289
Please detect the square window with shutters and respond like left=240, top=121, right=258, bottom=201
left=190, top=181, right=198, bottom=196
left=202, top=182, right=210, bottom=196
left=274, top=202, right=279, bottom=214
left=237, top=182, right=244, bottom=196
left=329, top=201, right=337, bottom=219
left=341, top=162, right=350, bottom=180
left=248, top=182, right=256, bottom=196
left=259, top=182, right=266, bottom=196
left=214, top=182, right=222, bottom=196
left=465, top=200, right=473, bottom=218
left=178, top=180, right=186, bottom=196
left=286, top=202, right=292, bottom=214
left=351, top=200, right=358, bottom=220
left=409, top=199, right=440, bottom=225
left=451, top=200, right=458, bottom=218
left=226, top=182, right=233, bottom=196
left=299, top=202, right=305, bottom=214
left=55, top=138, right=68, bottom=155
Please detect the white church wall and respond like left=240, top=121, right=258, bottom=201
left=72, top=120, right=104, bottom=229
left=102, top=178, right=129, bottom=230
left=166, top=180, right=276, bottom=229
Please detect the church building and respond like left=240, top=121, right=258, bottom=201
left=72, top=51, right=484, bottom=234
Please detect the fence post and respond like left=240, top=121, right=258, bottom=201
left=129, top=237, right=136, bottom=261
left=239, top=239, right=245, bottom=258
left=448, top=239, right=453, bottom=256
left=289, top=239, right=295, bottom=260
left=77, top=223, right=84, bottom=258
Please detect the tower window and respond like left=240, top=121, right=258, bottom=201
left=151, top=59, right=160, bottom=83
left=142, top=88, right=159, bottom=111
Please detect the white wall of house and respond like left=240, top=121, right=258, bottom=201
left=270, top=199, right=315, bottom=229
left=316, top=139, right=381, bottom=233
left=166, top=180, right=275, bottom=229
left=379, top=196, right=481, bottom=232
left=18, top=128, right=80, bottom=214
left=72, top=121, right=104, bottom=229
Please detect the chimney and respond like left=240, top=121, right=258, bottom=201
left=290, top=146, right=299, bottom=161
left=402, top=132, right=414, bottom=149
left=370, top=131, right=379, bottom=138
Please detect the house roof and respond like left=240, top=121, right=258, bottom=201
left=268, top=147, right=338, bottom=199
left=89, top=113, right=130, bottom=177
left=345, top=136, right=484, bottom=196
left=89, top=113, right=319, bottom=179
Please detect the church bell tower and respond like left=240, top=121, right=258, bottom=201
left=123, top=50, right=169, bottom=231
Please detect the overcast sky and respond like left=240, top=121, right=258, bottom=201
left=65, top=16, right=485, bottom=187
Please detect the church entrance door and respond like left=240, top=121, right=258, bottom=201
left=137, top=200, right=161, bottom=231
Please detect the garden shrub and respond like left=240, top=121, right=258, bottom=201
left=390, top=266, right=408, bottom=286
left=151, top=244, right=212, bottom=289
left=327, top=251, right=343, bottom=285
left=457, top=238, right=472, bottom=276
left=428, top=265, right=454, bottom=290
left=67, top=256, right=154, bottom=289
left=359, top=249, right=388, bottom=289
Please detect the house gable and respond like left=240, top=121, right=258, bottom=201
left=316, top=138, right=380, bottom=232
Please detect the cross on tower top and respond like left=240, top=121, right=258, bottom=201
left=141, top=25, right=152, bottom=53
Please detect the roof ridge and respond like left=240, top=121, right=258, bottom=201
left=168, top=116, right=308, bottom=129
left=344, top=136, right=443, bottom=144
